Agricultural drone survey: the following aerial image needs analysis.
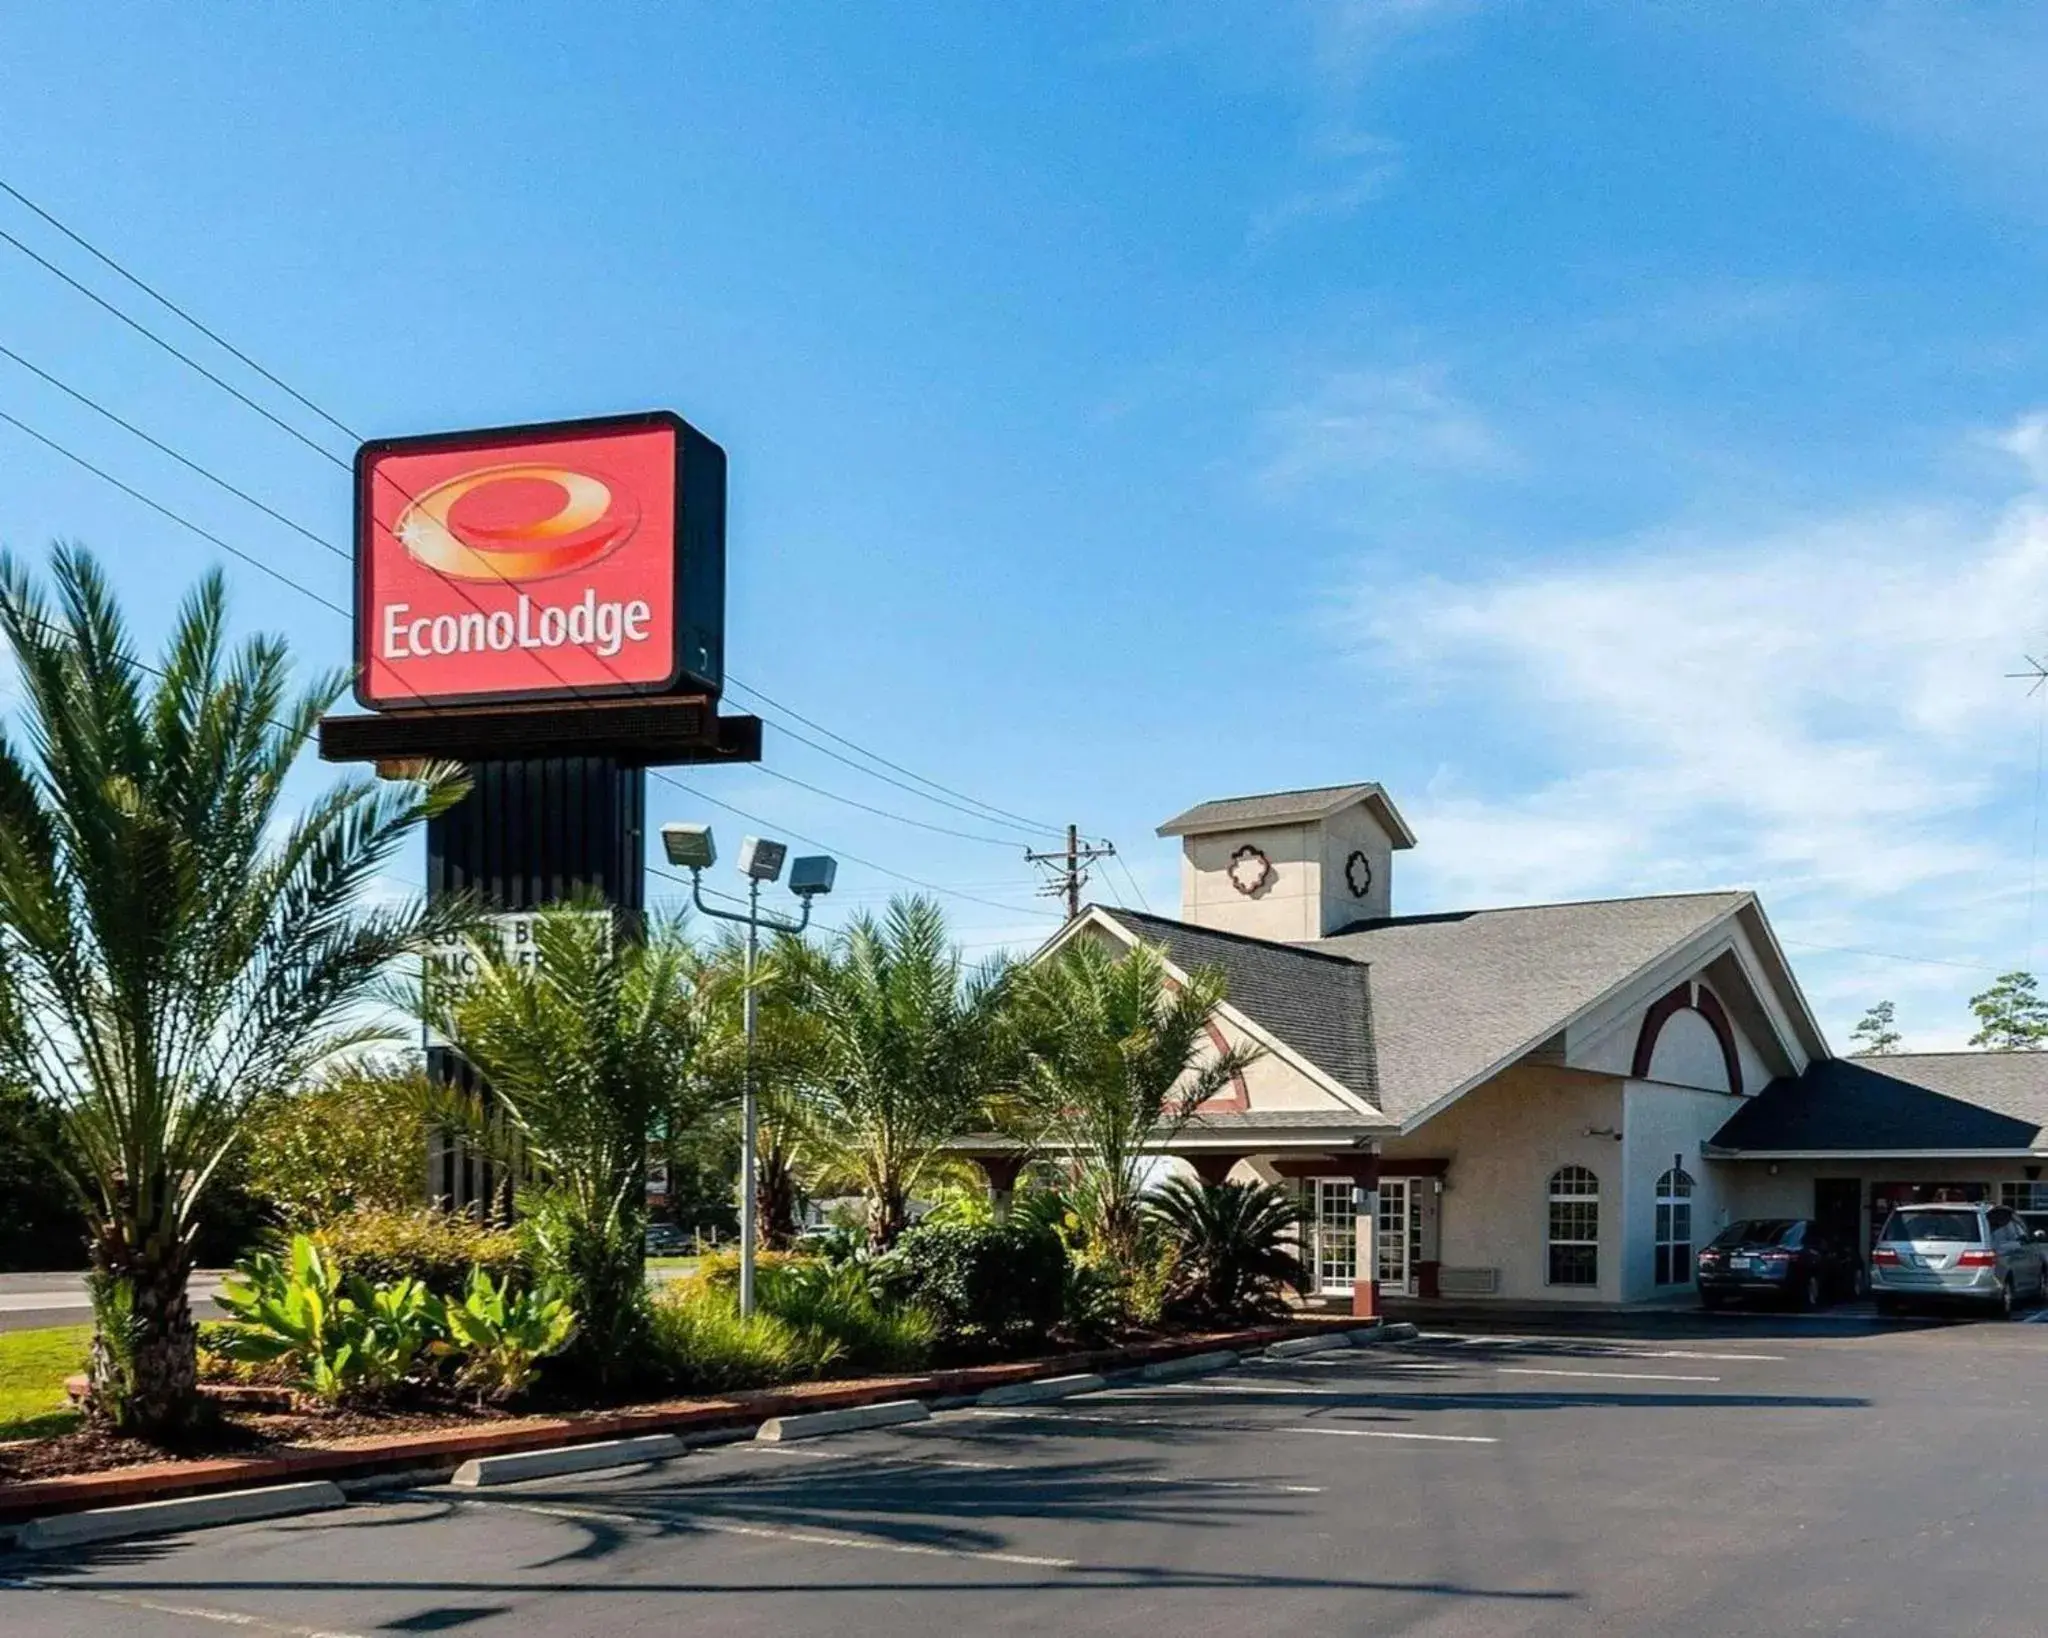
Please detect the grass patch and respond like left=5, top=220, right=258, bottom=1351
left=0, top=1324, right=91, bottom=1441
left=644, top=1256, right=702, bottom=1274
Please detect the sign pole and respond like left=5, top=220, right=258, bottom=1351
left=740, top=876, right=761, bottom=1317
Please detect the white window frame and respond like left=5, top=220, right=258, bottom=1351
left=1653, top=1167, right=1694, bottom=1286
left=1547, top=1165, right=1600, bottom=1289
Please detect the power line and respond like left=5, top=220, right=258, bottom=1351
left=1780, top=938, right=2003, bottom=974
left=0, top=178, right=362, bottom=446
left=0, top=178, right=1074, bottom=922
left=750, top=762, right=1021, bottom=847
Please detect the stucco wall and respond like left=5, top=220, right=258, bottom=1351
left=1619, top=1082, right=1743, bottom=1300
left=1182, top=822, right=1321, bottom=942
left=1316, top=802, right=1394, bottom=930
left=1572, top=977, right=1764, bottom=1096
left=1385, top=1064, right=1625, bottom=1302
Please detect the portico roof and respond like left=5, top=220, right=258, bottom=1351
left=1708, top=1052, right=2048, bottom=1156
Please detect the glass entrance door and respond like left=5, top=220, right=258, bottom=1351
left=1313, top=1179, right=1356, bottom=1295
left=1377, top=1179, right=1411, bottom=1294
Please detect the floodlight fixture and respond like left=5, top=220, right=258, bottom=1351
left=788, top=855, right=837, bottom=898
left=660, top=822, right=716, bottom=871
left=738, top=835, right=788, bottom=883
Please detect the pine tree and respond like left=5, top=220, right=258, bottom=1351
left=1850, top=1001, right=1901, bottom=1055
left=1967, top=972, right=2048, bottom=1051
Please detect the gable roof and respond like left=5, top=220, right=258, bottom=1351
left=1095, top=890, right=1757, bottom=1127
left=1308, top=892, right=1753, bottom=1124
left=1156, top=782, right=1418, bottom=848
left=1710, top=1053, right=2048, bottom=1155
left=1100, top=907, right=1379, bottom=1108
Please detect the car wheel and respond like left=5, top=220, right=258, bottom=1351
left=1851, top=1266, right=1868, bottom=1300
left=1801, top=1273, right=1823, bottom=1311
left=1996, top=1280, right=2015, bottom=1320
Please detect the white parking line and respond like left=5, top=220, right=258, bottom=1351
left=964, top=1408, right=1497, bottom=1444
left=741, top=1442, right=1325, bottom=1493
left=481, top=1495, right=1077, bottom=1569
left=1416, top=1333, right=1782, bottom=1361
left=1497, top=1367, right=1720, bottom=1383
left=3, top=1577, right=367, bottom=1638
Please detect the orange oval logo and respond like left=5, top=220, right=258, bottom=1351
left=392, top=463, right=639, bottom=581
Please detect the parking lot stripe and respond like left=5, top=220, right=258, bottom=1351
left=740, top=1443, right=1325, bottom=1493
left=478, top=1496, right=1078, bottom=1569
left=964, top=1408, right=1497, bottom=1444
left=1496, top=1367, right=1721, bottom=1383
left=1416, top=1333, right=1782, bottom=1361
left=3, top=1576, right=370, bottom=1638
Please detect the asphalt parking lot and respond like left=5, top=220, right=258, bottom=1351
left=5, top=1316, right=2044, bottom=1638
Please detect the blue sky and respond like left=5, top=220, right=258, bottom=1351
left=3, top=2, right=2048, bottom=1047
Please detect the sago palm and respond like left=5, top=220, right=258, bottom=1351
left=1145, top=1174, right=1307, bottom=1320
left=416, top=904, right=708, bottom=1384
left=1011, top=937, right=1257, bottom=1269
left=0, top=547, right=467, bottom=1435
left=796, top=895, right=1014, bottom=1250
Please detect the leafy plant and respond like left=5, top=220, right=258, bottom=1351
left=0, top=548, right=467, bottom=1434
left=436, top=1267, right=577, bottom=1403
left=247, top=1057, right=437, bottom=1224
left=756, top=1258, right=935, bottom=1372
left=215, top=1234, right=437, bottom=1402
left=795, top=896, right=1016, bottom=1250
left=317, top=1207, right=527, bottom=1300
left=1145, top=1176, right=1307, bottom=1321
left=1009, top=938, right=1257, bottom=1275
left=872, top=1218, right=1066, bottom=1357
left=649, top=1285, right=839, bottom=1392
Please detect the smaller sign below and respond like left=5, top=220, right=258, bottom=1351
left=423, top=910, right=611, bottom=989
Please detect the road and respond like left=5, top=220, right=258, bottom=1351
left=5, top=1314, right=2045, bottom=1636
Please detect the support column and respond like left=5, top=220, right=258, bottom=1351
left=425, top=756, right=647, bottom=1212
left=1351, top=1154, right=1382, bottom=1321
left=972, top=1154, right=1027, bottom=1219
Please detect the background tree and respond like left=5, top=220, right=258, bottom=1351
left=0, top=547, right=467, bottom=1435
left=797, top=895, right=1014, bottom=1250
left=419, top=906, right=709, bottom=1386
left=245, top=1056, right=435, bottom=1224
left=1010, top=937, right=1256, bottom=1270
left=1850, top=1000, right=1901, bottom=1056
left=1968, top=971, right=2048, bottom=1051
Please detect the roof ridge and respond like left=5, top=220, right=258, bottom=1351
left=1326, top=888, right=1752, bottom=929
left=1851, top=1049, right=2046, bottom=1062
left=1091, top=905, right=1371, bottom=968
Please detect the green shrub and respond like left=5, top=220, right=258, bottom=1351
left=649, top=1286, right=838, bottom=1392
left=871, top=1218, right=1066, bottom=1357
left=247, top=1057, right=435, bottom=1224
left=216, top=1234, right=439, bottom=1403
left=313, top=1207, right=526, bottom=1300
left=518, top=1192, right=652, bottom=1392
left=690, top=1247, right=815, bottom=1295
left=437, top=1268, right=577, bottom=1403
left=757, top=1259, right=934, bottom=1373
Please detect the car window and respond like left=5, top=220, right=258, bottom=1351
left=1712, top=1220, right=1799, bottom=1248
left=1988, top=1208, right=2013, bottom=1233
left=1880, top=1209, right=1982, bottom=1243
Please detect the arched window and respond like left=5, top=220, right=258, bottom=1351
left=1547, top=1165, right=1600, bottom=1287
left=1654, top=1167, right=1695, bottom=1285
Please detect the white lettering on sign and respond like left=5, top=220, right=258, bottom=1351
left=423, top=911, right=612, bottom=990
left=382, top=591, right=653, bottom=664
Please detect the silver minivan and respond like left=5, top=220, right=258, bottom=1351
left=1871, top=1203, right=2048, bottom=1317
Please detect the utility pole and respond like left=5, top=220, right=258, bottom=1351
left=1026, top=824, right=1117, bottom=920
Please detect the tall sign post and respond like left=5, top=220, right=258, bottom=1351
left=321, top=410, right=763, bottom=1208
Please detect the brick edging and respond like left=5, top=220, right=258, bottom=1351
left=1, top=1315, right=1357, bottom=1524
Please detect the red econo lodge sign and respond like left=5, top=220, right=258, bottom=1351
left=354, top=411, right=726, bottom=710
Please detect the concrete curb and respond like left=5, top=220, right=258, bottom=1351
left=756, top=1399, right=930, bottom=1443
left=1265, top=1333, right=1353, bottom=1359
left=13, top=1481, right=345, bottom=1552
left=1138, top=1350, right=1239, bottom=1382
left=975, top=1372, right=1109, bottom=1407
left=451, top=1434, right=686, bottom=1488
left=1350, top=1322, right=1419, bottom=1345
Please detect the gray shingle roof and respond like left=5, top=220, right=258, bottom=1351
left=1101, top=891, right=1751, bottom=1126
left=1712, top=1053, right=2048, bottom=1153
left=1104, top=908, right=1379, bottom=1110
left=1156, top=782, right=1417, bottom=846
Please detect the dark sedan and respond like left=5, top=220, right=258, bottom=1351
left=1697, top=1218, right=1866, bottom=1310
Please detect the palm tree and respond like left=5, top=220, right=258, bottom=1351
left=0, top=548, right=467, bottom=1435
left=1146, top=1175, right=1306, bottom=1320
left=796, top=895, right=1014, bottom=1250
left=418, top=905, right=708, bottom=1384
left=1010, top=937, right=1257, bottom=1270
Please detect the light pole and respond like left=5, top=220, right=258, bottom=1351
left=660, top=822, right=836, bottom=1317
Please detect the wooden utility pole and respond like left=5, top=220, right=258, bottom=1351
left=1025, top=824, right=1117, bottom=920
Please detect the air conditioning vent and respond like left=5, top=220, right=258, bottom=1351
left=1437, top=1266, right=1500, bottom=1297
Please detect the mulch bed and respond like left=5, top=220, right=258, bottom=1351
left=0, top=1401, right=524, bottom=1484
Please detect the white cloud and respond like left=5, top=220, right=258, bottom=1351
left=1260, top=364, right=1516, bottom=489
left=1336, top=414, right=2048, bottom=1048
